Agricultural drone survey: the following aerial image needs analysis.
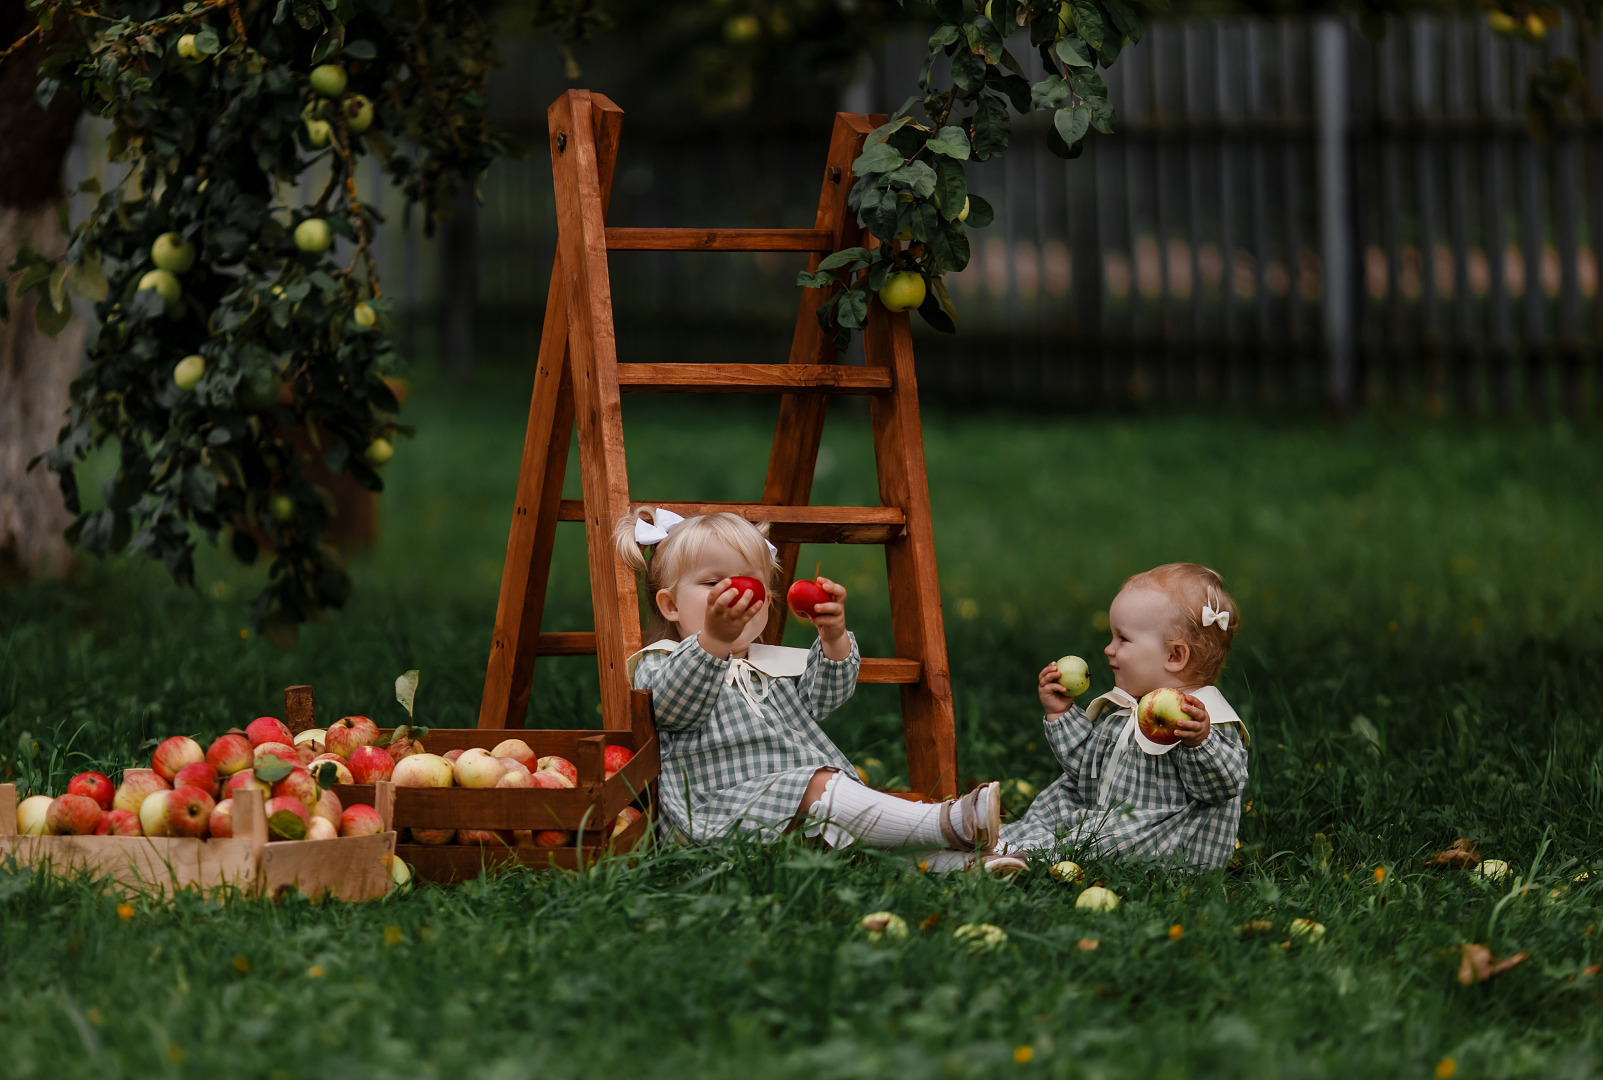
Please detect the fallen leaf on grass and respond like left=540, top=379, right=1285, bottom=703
left=920, top=912, right=942, bottom=931
left=1581, top=963, right=1601, bottom=977
left=1427, top=839, right=1481, bottom=870
left=1457, top=944, right=1529, bottom=984
left=1077, top=938, right=1099, bottom=951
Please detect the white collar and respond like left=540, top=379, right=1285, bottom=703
left=626, top=637, right=811, bottom=683
left=1082, top=683, right=1249, bottom=757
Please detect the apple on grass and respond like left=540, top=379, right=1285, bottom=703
left=47, top=794, right=104, bottom=836
left=537, top=756, right=578, bottom=787
left=151, top=736, right=205, bottom=782
left=246, top=717, right=293, bottom=748
left=1136, top=687, right=1189, bottom=746
left=453, top=748, right=506, bottom=789
left=409, top=828, right=455, bottom=845
left=67, top=771, right=114, bottom=811
left=489, top=738, right=536, bottom=771
left=265, top=797, right=312, bottom=841
left=787, top=578, right=830, bottom=620
left=96, top=809, right=142, bottom=836
left=613, top=807, right=643, bottom=838
left=348, top=745, right=393, bottom=784
left=340, top=804, right=385, bottom=837
left=16, top=795, right=53, bottom=835
left=113, top=769, right=169, bottom=815
left=390, top=855, right=412, bottom=890
left=603, top=745, right=634, bottom=780
left=208, top=799, right=234, bottom=839
left=393, top=754, right=454, bottom=788
left=206, top=734, right=253, bottom=776
left=1053, top=655, right=1091, bottom=697
left=173, top=761, right=219, bottom=798
left=324, top=715, right=379, bottom=758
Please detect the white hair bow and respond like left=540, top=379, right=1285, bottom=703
left=1202, top=604, right=1230, bottom=631
left=634, top=507, right=780, bottom=560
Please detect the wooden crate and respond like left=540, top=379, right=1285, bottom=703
left=0, top=782, right=399, bottom=902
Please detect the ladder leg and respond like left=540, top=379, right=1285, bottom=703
left=864, top=302, right=959, bottom=801
left=760, top=112, right=880, bottom=645
left=550, top=90, right=639, bottom=731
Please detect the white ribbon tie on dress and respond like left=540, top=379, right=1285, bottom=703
left=1202, top=604, right=1230, bottom=631
left=634, top=506, right=780, bottom=560
left=723, top=658, right=773, bottom=711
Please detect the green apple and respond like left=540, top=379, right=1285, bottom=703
left=173, top=354, right=205, bottom=391
left=343, top=94, right=373, bottom=134
left=304, top=118, right=332, bottom=147
left=878, top=271, right=926, bottom=313
left=723, top=14, right=761, bottom=41
left=1054, top=654, right=1090, bottom=697
left=176, top=34, right=203, bottom=62
left=151, top=232, right=195, bottom=273
left=137, top=269, right=182, bottom=308
left=363, top=437, right=394, bottom=466
left=1055, top=1, right=1074, bottom=37
left=1075, top=885, right=1120, bottom=911
left=269, top=494, right=296, bottom=522
left=1136, top=686, right=1188, bottom=745
left=352, top=302, right=377, bottom=329
left=309, top=63, right=347, bottom=98
left=293, top=218, right=332, bottom=253
left=957, top=195, right=971, bottom=222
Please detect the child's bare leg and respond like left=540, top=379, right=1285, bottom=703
left=787, top=767, right=839, bottom=832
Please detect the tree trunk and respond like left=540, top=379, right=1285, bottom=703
left=0, top=11, right=84, bottom=582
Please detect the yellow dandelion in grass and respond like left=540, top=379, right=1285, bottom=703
left=1169, top=923, right=1184, bottom=940
left=383, top=925, right=404, bottom=946
left=116, top=903, right=134, bottom=921
left=307, top=964, right=325, bottom=978
left=232, top=955, right=250, bottom=974
left=85, top=1008, right=101, bottom=1025
left=1013, top=1045, right=1034, bottom=1064
left=1374, top=866, right=1387, bottom=884
left=1435, top=1057, right=1456, bottom=1079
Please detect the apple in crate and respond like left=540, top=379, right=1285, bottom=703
left=310, top=756, right=354, bottom=785
left=443, top=749, right=464, bottom=763
left=613, top=806, right=643, bottom=838
left=528, top=769, right=572, bottom=790
left=173, top=761, right=219, bottom=798
left=457, top=828, right=514, bottom=846
left=324, top=715, right=379, bottom=758
left=113, top=769, right=169, bottom=814
left=296, top=743, right=318, bottom=765
left=1136, top=687, right=1189, bottom=746
left=490, top=738, right=536, bottom=770
left=67, top=771, right=115, bottom=811
left=500, top=757, right=532, bottom=779
left=348, top=746, right=393, bottom=784
left=96, top=809, right=142, bottom=836
left=246, top=717, right=293, bottom=748
left=390, top=855, right=412, bottom=890
left=225, top=771, right=270, bottom=798
left=313, top=788, right=343, bottom=828
left=410, top=828, right=456, bottom=845
left=254, top=742, right=300, bottom=767
left=138, top=790, right=173, bottom=836
left=497, top=769, right=533, bottom=789
left=206, top=734, right=253, bottom=776
left=47, top=794, right=104, bottom=835
left=533, top=830, right=571, bottom=847
left=537, top=756, right=578, bottom=786
left=603, top=745, right=634, bottom=779
left=151, top=736, right=205, bottom=781
left=307, top=817, right=338, bottom=841
left=393, top=754, right=454, bottom=788
left=272, top=767, right=318, bottom=809
left=453, top=748, right=506, bottom=789
left=340, top=804, right=385, bottom=837
left=386, top=730, right=424, bottom=764
left=165, top=786, right=216, bottom=838
left=16, top=795, right=53, bottom=835
left=265, top=797, right=312, bottom=840
left=293, top=728, right=327, bottom=751
left=208, top=799, right=234, bottom=838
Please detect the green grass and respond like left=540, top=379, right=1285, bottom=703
left=4, top=367, right=1603, bottom=1078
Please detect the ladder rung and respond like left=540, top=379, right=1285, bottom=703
left=559, top=500, right=905, bottom=544
left=538, top=632, right=921, bottom=684
left=617, top=364, right=891, bottom=395
left=605, top=228, right=834, bottom=252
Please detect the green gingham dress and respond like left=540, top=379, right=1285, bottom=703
left=1000, top=684, right=1249, bottom=871
left=628, top=633, right=860, bottom=843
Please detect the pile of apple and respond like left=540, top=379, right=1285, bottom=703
left=12, top=716, right=392, bottom=843
left=373, top=735, right=643, bottom=849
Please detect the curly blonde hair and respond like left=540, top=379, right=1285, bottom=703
left=1121, top=562, right=1241, bottom=684
left=613, top=508, right=779, bottom=641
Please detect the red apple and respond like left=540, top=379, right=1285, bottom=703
left=253, top=742, right=300, bottom=767
left=296, top=743, right=318, bottom=765
left=537, top=756, right=577, bottom=786
left=727, top=575, right=767, bottom=605
left=497, top=769, right=533, bottom=789
left=173, top=761, right=219, bottom=798
left=313, top=788, right=343, bottom=828
left=613, top=806, right=643, bottom=838
left=533, top=830, right=571, bottom=847
left=265, top=796, right=311, bottom=840
left=67, top=771, right=115, bottom=811
left=603, top=745, right=634, bottom=779
left=528, top=769, right=573, bottom=790
left=307, top=817, right=338, bottom=841
left=309, top=755, right=354, bottom=786
left=208, top=799, right=234, bottom=838
left=206, top=734, right=253, bottom=775
left=151, top=736, right=205, bottom=781
left=489, top=738, right=536, bottom=770
left=324, top=715, right=380, bottom=758
left=340, top=804, right=385, bottom=837
left=46, top=794, right=104, bottom=835
left=348, top=746, right=394, bottom=784
left=272, top=767, right=318, bottom=810
left=457, top=828, right=514, bottom=846
left=1136, top=687, right=1188, bottom=746
left=386, top=731, right=424, bottom=764
left=787, top=578, right=830, bottom=619
left=409, top=827, right=456, bottom=845
left=224, top=771, right=271, bottom=798
left=113, top=769, right=169, bottom=814
left=443, top=748, right=465, bottom=763
left=245, top=717, right=293, bottom=748
left=499, top=757, right=532, bottom=779
left=165, top=786, right=215, bottom=838
left=96, top=808, right=142, bottom=836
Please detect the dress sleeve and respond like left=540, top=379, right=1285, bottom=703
left=1172, top=722, right=1248, bottom=806
left=1043, top=706, right=1096, bottom=783
left=631, top=636, right=729, bottom=733
left=798, top=633, right=860, bottom=720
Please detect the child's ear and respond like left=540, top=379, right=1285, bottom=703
left=1165, top=641, right=1191, bottom=675
left=655, top=587, right=679, bottom=623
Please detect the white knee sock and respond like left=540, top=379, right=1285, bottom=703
left=805, top=773, right=981, bottom=851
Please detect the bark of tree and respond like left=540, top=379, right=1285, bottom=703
left=0, top=10, right=84, bottom=582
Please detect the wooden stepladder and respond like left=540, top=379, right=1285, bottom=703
left=476, top=90, right=959, bottom=801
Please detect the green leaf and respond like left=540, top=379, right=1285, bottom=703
left=797, top=270, right=837, bottom=289
left=925, top=126, right=970, bottom=159
left=1031, top=75, right=1071, bottom=111
left=344, top=39, right=378, bottom=60
left=916, top=279, right=957, bottom=334
left=888, top=161, right=938, bottom=198
left=837, top=288, right=869, bottom=330
left=1102, top=0, right=1140, bottom=38
left=964, top=17, right=1005, bottom=65
left=933, top=159, right=968, bottom=220
left=818, top=246, right=870, bottom=272
left=315, top=761, right=340, bottom=788
left=396, top=668, right=419, bottom=718
left=928, top=24, right=961, bottom=50
left=951, top=47, right=987, bottom=95
left=1071, top=69, right=1109, bottom=102
left=1055, top=103, right=1091, bottom=148
left=65, top=256, right=108, bottom=302
left=926, top=222, right=972, bottom=276
left=971, top=96, right=1010, bottom=161
left=851, top=142, right=904, bottom=178
left=1055, top=35, right=1094, bottom=68
left=194, top=27, right=221, bottom=55
left=964, top=194, right=996, bottom=229
left=1071, top=1, right=1105, bottom=50
left=254, top=757, right=294, bottom=784
left=1088, top=95, right=1117, bottom=134
left=33, top=293, right=70, bottom=337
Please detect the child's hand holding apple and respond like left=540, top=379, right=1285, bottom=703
left=793, top=576, right=850, bottom=661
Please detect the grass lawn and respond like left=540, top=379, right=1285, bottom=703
left=3, top=366, right=1603, bottom=1078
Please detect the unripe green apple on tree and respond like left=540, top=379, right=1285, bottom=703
left=309, top=63, right=347, bottom=97
left=151, top=232, right=195, bottom=273
left=878, top=271, right=926, bottom=313
left=343, top=94, right=374, bottom=134
left=363, top=438, right=394, bottom=465
left=270, top=494, right=296, bottom=522
left=176, top=34, right=203, bottom=62
left=352, top=302, right=377, bottom=330
left=137, top=269, right=182, bottom=311
left=293, top=218, right=332, bottom=253
left=304, top=118, right=333, bottom=147
left=172, top=354, right=205, bottom=391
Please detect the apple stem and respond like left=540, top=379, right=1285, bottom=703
left=814, top=560, right=821, bottom=581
